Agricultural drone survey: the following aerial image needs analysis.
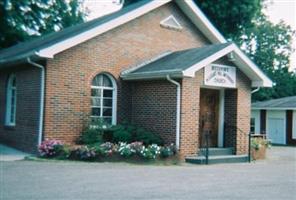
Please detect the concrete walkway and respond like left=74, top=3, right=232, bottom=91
left=0, top=144, right=29, bottom=161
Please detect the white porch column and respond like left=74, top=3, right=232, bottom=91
left=218, top=89, right=225, bottom=147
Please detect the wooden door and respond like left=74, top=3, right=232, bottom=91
left=199, top=89, right=219, bottom=147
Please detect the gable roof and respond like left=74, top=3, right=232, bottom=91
left=121, top=43, right=232, bottom=80
left=252, top=96, right=296, bottom=110
left=0, top=0, right=155, bottom=66
left=0, top=0, right=272, bottom=87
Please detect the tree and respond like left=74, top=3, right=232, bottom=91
left=242, top=15, right=296, bottom=101
left=123, top=0, right=296, bottom=101
left=0, top=0, right=85, bottom=49
left=193, top=0, right=263, bottom=43
left=123, top=0, right=263, bottom=43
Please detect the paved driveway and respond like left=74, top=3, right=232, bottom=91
left=1, top=146, right=295, bottom=200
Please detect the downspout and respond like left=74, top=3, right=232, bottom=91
left=251, top=87, right=260, bottom=94
left=166, top=75, right=181, bottom=150
left=27, top=57, right=45, bottom=146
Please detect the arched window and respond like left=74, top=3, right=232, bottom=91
left=91, top=73, right=117, bottom=124
left=5, top=74, right=17, bottom=126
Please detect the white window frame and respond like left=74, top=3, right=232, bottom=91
left=5, top=74, right=17, bottom=126
left=91, top=73, right=117, bottom=125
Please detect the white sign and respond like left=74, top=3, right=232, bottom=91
left=204, top=64, right=236, bottom=88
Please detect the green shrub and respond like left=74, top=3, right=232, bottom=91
left=73, top=146, right=97, bottom=161
left=118, top=142, right=134, bottom=157
left=80, top=128, right=103, bottom=145
left=135, top=128, right=163, bottom=145
left=113, top=129, right=132, bottom=143
left=140, top=144, right=161, bottom=159
left=160, top=144, right=176, bottom=158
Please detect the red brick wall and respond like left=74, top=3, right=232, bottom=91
left=130, top=80, right=177, bottom=144
left=179, top=70, right=203, bottom=156
left=179, top=63, right=251, bottom=156
left=224, top=89, right=237, bottom=148
left=0, top=65, right=41, bottom=153
left=235, top=70, right=251, bottom=154
left=224, top=69, right=251, bottom=154
left=44, top=2, right=210, bottom=144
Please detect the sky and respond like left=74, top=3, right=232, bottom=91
left=264, top=0, right=296, bottom=69
left=83, top=0, right=296, bottom=69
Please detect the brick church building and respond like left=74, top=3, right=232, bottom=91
left=0, top=0, right=272, bottom=157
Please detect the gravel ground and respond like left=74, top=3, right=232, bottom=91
left=0, top=146, right=295, bottom=200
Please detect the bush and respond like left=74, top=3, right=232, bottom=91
left=73, top=146, right=97, bottom=161
left=80, top=128, right=103, bottom=145
left=38, top=139, right=68, bottom=158
left=118, top=143, right=134, bottom=157
left=140, top=144, right=161, bottom=159
left=160, top=144, right=176, bottom=158
left=130, top=141, right=144, bottom=154
left=99, top=142, right=115, bottom=156
left=135, top=129, right=163, bottom=145
left=113, top=126, right=132, bottom=143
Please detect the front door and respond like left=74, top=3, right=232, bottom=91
left=199, top=89, right=219, bottom=147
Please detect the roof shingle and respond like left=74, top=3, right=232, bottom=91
left=252, top=96, right=296, bottom=109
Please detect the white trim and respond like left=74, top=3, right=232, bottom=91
left=175, top=0, right=226, bottom=43
left=232, top=45, right=273, bottom=87
left=166, top=75, right=181, bottom=150
left=27, top=58, right=45, bottom=145
left=33, top=0, right=271, bottom=87
left=182, top=44, right=235, bottom=77
left=91, top=73, right=117, bottom=125
left=252, top=107, right=296, bottom=111
left=37, top=0, right=171, bottom=58
left=5, top=74, right=17, bottom=126
left=218, top=89, right=225, bottom=147
left=160, top=15, right=183, bottom=31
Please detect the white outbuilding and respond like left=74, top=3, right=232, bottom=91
left=251, top=96, right=296, bottom=145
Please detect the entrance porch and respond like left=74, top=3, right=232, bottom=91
left=121, top=43, right=269, bottom=159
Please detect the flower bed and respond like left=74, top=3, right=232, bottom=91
left=38, top=140, right=177, bottom=163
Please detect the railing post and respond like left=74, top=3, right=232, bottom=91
left=248, top=132, right=251, bottom=163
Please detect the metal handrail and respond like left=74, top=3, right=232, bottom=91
left=199, top=130, right=210, bottom=164
left=224, top=122, right=251, bottom=162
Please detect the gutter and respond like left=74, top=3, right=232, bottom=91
left=27, top=56, right=45, bottom=146
left=166, top=75, right=181, bottom=150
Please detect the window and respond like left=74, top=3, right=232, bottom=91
left=250, top=118, right=255, bottom=134
left=5, top=74, right=17, bottom=126
left=91, top=73, right=117, bottom=124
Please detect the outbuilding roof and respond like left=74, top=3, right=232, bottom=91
left=252, top=96, right=296, bottom=110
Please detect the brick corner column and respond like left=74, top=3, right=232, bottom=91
left=179, top=76, right=201, bottom=158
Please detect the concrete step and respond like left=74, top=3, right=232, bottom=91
left=186, top=154, right=249, bottom=165
left=198, top=147, right=234, bottom=156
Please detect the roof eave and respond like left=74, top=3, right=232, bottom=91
left=0, top=52, right=42, bottom=68
left=121, top=71, right=183, bottom=81
left=36, top=0, right=172, bottom=59
left=252, top=107, right=296, bottom=110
